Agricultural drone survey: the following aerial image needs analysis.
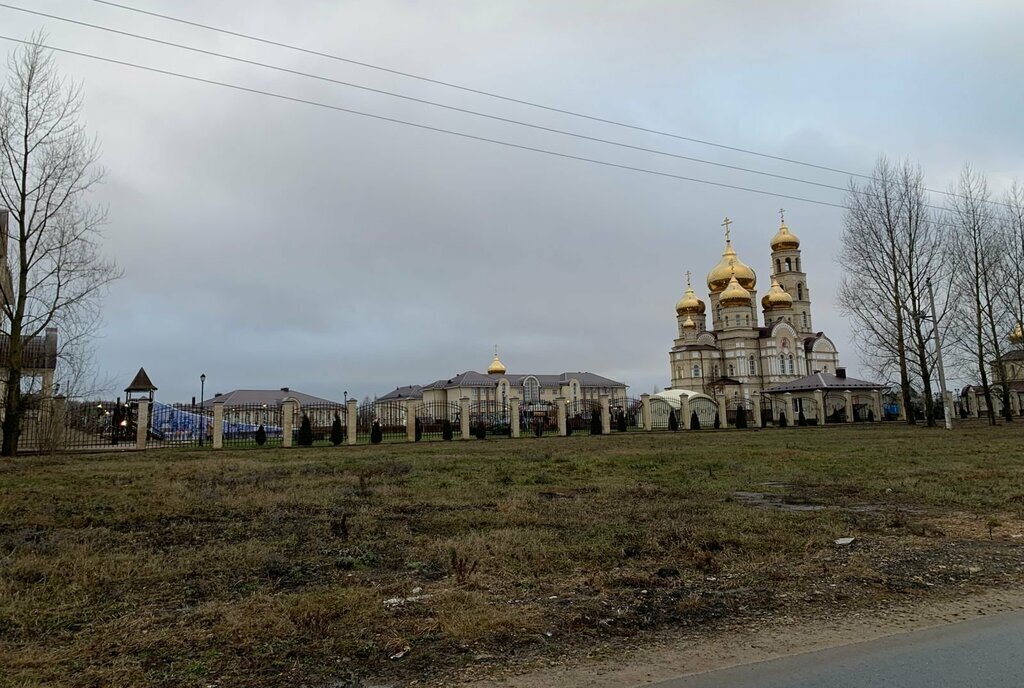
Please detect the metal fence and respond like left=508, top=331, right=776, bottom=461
left=146, top=400, right=211, bottom=448
left=415, top=400, right=461, bottom=440
left=221, top=403, right=283, bottom=447
left=566, top=399, right=601, bottom=435
left=521, top=401, right=558, bottom=436
left=293, top=403, right=347, bottom=446
left=609, top=397, right=643, bottom=432
left=469, top=400, right=511, bottom=438
left=356, top=400, right=406, bottom=443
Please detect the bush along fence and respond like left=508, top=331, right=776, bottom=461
left=36, top=387, right=886, bottom=452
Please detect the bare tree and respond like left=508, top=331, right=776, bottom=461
left=0, top=35, right=121, bottom=456
left=1000, top=182, right=1024, bottom=340
left=838, top=157, right=947, bottom=425
left=946, top=165, right=1008, bottom=423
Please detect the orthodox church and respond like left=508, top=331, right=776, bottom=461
left=669, top=215, right=840, bottom=403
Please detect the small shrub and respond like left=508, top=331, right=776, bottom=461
left=590, top=408, right=602, bottom=435
left=474, top=423, right=487, bottom=440
left=735, top=409, right=747, bottom=429
left=330, top=413, right=344, bottom=446
left=414, top=417, right=423, bottom=442
left=297, top=414, right=314, bottom=446
left=778, top=412, right=788, bottom=428
left=798, top=409, right=808, bottom=426
left=370, top=420, right=383, bottom=444
left=449, top=548, right=479, bottom=585
left=565, top=416, right=573, bottom=436
left=690, top=411, right=700, bottom=430
left=868, top=408, right=875, bottom=422
left=441, top=419, right=454, bottom=441
left=534, top=419, right=544, bottom=437
left=668, top=410, right=679, bottom=431
left=255, top=424, right=267, bottom=446
left=617, top=413, right=627, bottom=432
left=713, top=412, right=721, bottom=430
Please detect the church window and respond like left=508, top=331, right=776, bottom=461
left=788, top=355, right=795, bottom=374
left=802, top=312, right=808, bottom=328
left=775, top=258, right=781, bottom=273
left=713, top=364, right=720, bottom=378
left=796, top=257, right=801, bottom=271
left=785, top=257, right=792, bottom=271
left=693, top=364, right=701, bottom=378
left=778, top=354, right=785, bottom=374
left=725, top=315, right=729, bottom=327
left=749, top=356, right=756, bottom=375
left=728, top=364, right=735, bottom=377
left=798, top=283, right=804, bottom=300
left=523, top=376, right=540, bottom=403
left=823, top=365, right=829, bottom=373
left=745, top=314, right=750, bottom=326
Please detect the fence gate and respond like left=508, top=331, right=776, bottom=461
left=688, top=396, right=719, bottom=428
left=791, top=396, right=819, bottom=425
left=147, top=400, right=208, bottom=448
left=726, top=397, right=753, bottom=427
left=566, top=399, right=601, bottom=434
left=357, top=400, right=407, bottom=443
left=294, top=403, right=346, bottom=445
left=469, top=400, right=511, bottom=438
left=648, top=398, right=675, bottom=430
left=521, top=401, right=557, bottom=436
left=760, top=396, right=775, bottom=426
left=415, top=401, right=461, bottom=440
left=609, top=397, right=643, bottom=432
left=222, top=403, right=283, bottom=447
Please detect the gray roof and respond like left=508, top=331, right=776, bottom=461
left=377, top=385, right=423, bottom=401
left=996, top=349, right=1024, bottom=361
left=765, top=372, right=881, bottom=393
left=419, top=370, right=627, bottom=391
left=209, top=388, right=341, bottom=406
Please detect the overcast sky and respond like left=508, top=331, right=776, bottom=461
left=3, top=1, right=1023, bottom=402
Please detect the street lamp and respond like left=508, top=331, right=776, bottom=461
left=199, top=373, right=206, bottom=446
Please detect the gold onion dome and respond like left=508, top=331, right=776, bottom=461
left=675, top=275, right=706, bottom=316
left=719, top=273, right=752, bottom=308
left=682, top=315, right=696, bottom=329
left=1010, top=323, right=1024, bottom=345
left=771, top=223, right=800, bottom=251
left=487, top=353, right=507, bottom=375
left=707, top=242, right=757, bottom=293
left=761, top=277, right=793, bottom=310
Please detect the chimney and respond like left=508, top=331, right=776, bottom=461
left=214, top=392, right=222, bottom=398
left=836, top=367, right=847, bottom=379
left=280, top=387, right=289, bottom=392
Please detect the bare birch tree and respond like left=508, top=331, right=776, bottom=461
left=0, top=35, right=121, bottom=456
left=999, top=182, right=1024, bottom=339
left=838, top=156, right=947, bottom=425
left=946, top=165, right=1009, bottom=423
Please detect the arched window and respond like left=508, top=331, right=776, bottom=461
left=523, top=376, right=540, bottom=403
left=775, top=258, right=781, bottom=273
left=713, top=364, right=720, bottom=378
left=692, top=364, right=701, bottom=378
left=796, top=257, right=801, bottom=271
left=785, top=257, right=792, bottom=271
left=725, top=315, right=729, bottom=327
left=745, top=314, right=750, bottom=326
left=797, top=283, right=804, bottom=300
left=802, top=312, right=808, bottom=328
left=823, top=365, right=828, bottom=373
left=728, top=364, right=735, bottom=377
left=749, top=356, right=756, bottom=375
left=788, top=355, right=795, bottom=374
left=779, top=355, right=785, bottom=374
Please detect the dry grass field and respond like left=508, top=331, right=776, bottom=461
left=2, top=424, right=1024, bottom=687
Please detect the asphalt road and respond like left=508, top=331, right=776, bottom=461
left=652, top=611, right=1024, bottom=688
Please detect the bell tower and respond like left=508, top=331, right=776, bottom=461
left=769, top=210, right=812, bottom=334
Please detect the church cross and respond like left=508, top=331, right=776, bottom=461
left=686, top=270, right=692, bottom=287
left=721, top=216, right=732, bottom=242
left=779, top=207, right=786, bottom=224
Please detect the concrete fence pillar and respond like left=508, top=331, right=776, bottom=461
left=717, top=395, right=729, bottom=429
left=679, top=394, right=691, bottom=431
left=844, top=390, right=854, bottom=423
left=405, top=400, right=417, bottom=442
left=555, top=397, right=567, bottom=437
left=50, top=395, right=67, bottom=451
left=782, top=393, right=792, bottom=424
left=346, top=399, right=357, bottom=445
left=509, top=396, right=521, bottom=438
left=640, top=393, right=652, bottom=431
left=281, top=399, right=296, bottom=448
left=813, top=390, right=825, bottom=426
left=136, top=399, right=149, bottom=450
left=599, top=394, right=611, bottom=435
left=752, top=393, right=763, bottom=428
left=213, top=400, right=224, bottom=449
left=871, top=390, right=882, bottom=421
left=460, top=397, right=471, bottom=440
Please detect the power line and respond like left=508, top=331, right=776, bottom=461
left=0, top=2, right=863, bottom=202
left=87, top=0, right=1012, bottom=209
left=0, top=33, right=852, bottom=213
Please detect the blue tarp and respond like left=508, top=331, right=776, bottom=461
left=151, top=401, right=282, bottom=441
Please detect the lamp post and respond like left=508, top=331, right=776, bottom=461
left=199, top=373, right=206, bottom=446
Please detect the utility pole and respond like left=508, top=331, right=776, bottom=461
left=927, top=278, right=953, bottom=430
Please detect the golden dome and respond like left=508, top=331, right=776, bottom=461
left=760, top=277, right=793, bottom=310
left=682, top=315, right=696, bottom=329
left=707, top=241, right=756, bottom=293
left=1010, top=323, right=1024, bottom=345
left=675, top=273, right=706, bottom=316
left=487, top=352, right=506, bottom=375
left=719, top=273, right=752, bottom=308
left=771, top=223, right=800, bottom=251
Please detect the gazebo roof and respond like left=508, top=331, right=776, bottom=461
left=125, top=367, right=157, bottom=393
left=766, top=371, right=880, bottom=394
